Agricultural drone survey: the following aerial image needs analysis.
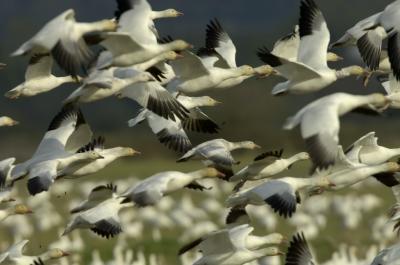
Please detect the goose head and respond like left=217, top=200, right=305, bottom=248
left=366, top=93, right=392, bottom=110
left=196, top=96, right=221, bottom=107
left=94, top=19, right=118, bottom=32
left=262, top=246, right=285, bottom=256
left=162, top=9, right=184, bottom=18
left=164, top=51, right=183, bottom=61
left=238, top=65, right=256, bottom=76
left=47, top=248, right=70, bottom=259
left=327, top=52, right=343, bottom=62
left=294, top=152, right=310, bottom=161
left=200, top=168, right=226, bottom=179
left=86, top=151, right=105, bottom=160
left=264, top=233, right=287, bottom=245
left=13, top=204, right=33, bottom=215
left=236, top=141, right=261, bottom=150
left=0, top=116, right=19, bottom=126
left=254, top=65, right=276, bottom=78
left=307, top=177, right=336, bottom=196
left=169, top=40, right=193, bottom=52
left=115, top=147, right=141, bottom=157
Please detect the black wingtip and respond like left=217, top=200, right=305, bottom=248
left=372, top=173, right=400, bottom=187
left=285, top=232, right=313, bottom=265
left=254, top=149, right=284, bottom=161
left=77, top=136, right=106, bottom=153
left=299, top=0, right=320, bottom=38
left=27, top=177, right=52, bottom=196
left=157, top=129, right=193, bottom=154
left=357, top=32, right=381, bottom=71
left=178, top=237, right=203, bottom=255
left=265, top=194, right=297, bottom=218
left=388, top=33, right=400, bottom=81
left=305, top=135, right=336, bottom=170
left=226, top=206, right=248, bottom=224
left=257, top=47, right=282, bottom=67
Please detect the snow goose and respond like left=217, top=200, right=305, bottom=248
left=226, top=176, right=333, bottom=218
left=345, top=131, right=400, bottom=165
left=332, top=1, right=400, bottom=79
left=9, top=105, right=101, bottom=195
left=63, top=183, right=130, bottom=238
left=179, top=225, right=285, bottom=256
left=184, top=225, right=283, bottom=265
left=115, top=79, right=190, bottom=121
left=12, top=9, right=117, bottom=76
left=321, top=162, right=399, bottom=192
left=0, top=116, right=19, bottom=127
left=120, top=168, right=224, bottom=207
left=0, top=204, right=32, bottom=222
left=257, top=0, right=367, bottom=96
left=177, top=139, right=260, bottom=179
left=231, top=150, right=310, bottom=191
left=63, top=68, right=154, bottom=103
left=167, top=50, right=255, bottom=94
left=114, top=0, right=183, bottom=42
left=197, top=19, right=275, bottom=88
left=0, top=240, right=69, bottom=265
left=128, top=95, right=220, bottom=153
left=283, top=92, right=389, bottom=169
left=272, top=24, right=343, bottom=62
left=57, top=136, right=140, bottom=178
left=371, top=243, right=400, bottom=265
left=5, top=54, right=79, bottom=99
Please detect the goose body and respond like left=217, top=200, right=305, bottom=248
left=179, top=225, right=285, bottom=256
left=346, top=132, right=400, bottom=165
left=182, top=224, right=282, bottom=265
left=64, top=69, right=153, bottom=103
left=5, top=54, right=78, bottom=99
left=0, top=240, right=69, bottom=265
left=120, top=168, right=223, bottom=206
left=0, top=204, right=32, bottom=222
left=226, top=176, right=332, bottom=218
left=168, top=51, right=255, bottom=94
left=258, top=0, right=365, bottom=96
left=231, top=151, right=310, bottom=183
left=128, top=95, right=220, bottom=153
left=380, top=73, right=400, bottom=108
left=283, top=92, right=388, bottom=168
left=12, top=9, right=116, bottom=75
left=177, top=139, right=260, bottom=179
left=64, top=184, right=130, bottom=238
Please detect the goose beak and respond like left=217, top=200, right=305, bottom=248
left=328, top=181, right=336, bottom=188
left=280, top=236, right=289, bottom=245
left=26, top=209, right=34, bottom=214
left=217, top=171, right=226, bottom=178
left=175, top=53, right=184, bottom=59
left=98, top=155, right=105, bottom=159
left=277, top=251, right=285, bottom=256
left=62, top=251, right=70, bottom=257
left=0, top=63, right=6, bottom=69
left=177, top=11, right=184, bottom=16
left=128, top=148, right=141, bottom=156
left=253, top=144, right=261, bottom=149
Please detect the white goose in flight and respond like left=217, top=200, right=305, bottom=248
left=128, top=95, right=220, bottom=153
left=98, top=0, right=189, bottom=69
left=6, top=54, right=79, bottom=99
left=0, top=240, right=69, bottom=265
left=10, top=105, right=103, bottom=195
left=64, top=184, right=130, bottom=238
left=197, top=19, right=275, bottom=88
left=120, top=168, right=224, bottom=207
left=183, top=224, right=283, bottom=265
left=231, top=150, right=310, bottom=191
left=257, top=0, right=366, bottom=96
left=284, top=92, right=389, bottom=169
left=177, top=139, right=260, bottom=179
left=12, top=9, right=117, bottom=76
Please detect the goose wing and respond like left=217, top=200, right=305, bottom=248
left=300, top=103, right=339, bottom=169
left=25, top=54, right=53, bottom=80
left=205, top=19, right=237, bottom=68
left=272, top=25, right=300, bottom=60
left=120, top=81, right=188, bottom=121
left=251, top=180, right=298, bottom=218
left=0, top=158, right=16, bottom=188
left=285, top=233, right=316, bottom=265
left=7, top=240, right=29, bottom=258
left=33, top=106, right=86, bottom=158
left=258, top=47, right=321, bottom=80
left=228, top=224, right=254, bottom=250
left=27, top=160, right=58, bottom=196
left=181, top=108, right=220, bottom=134
left=170, top=51, right=210, bottom=80
left=100, top=32, right=145, bottom=58
left=297, top=0, right=330, bottom=71
left=71, top=184, right=117, bottom=213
